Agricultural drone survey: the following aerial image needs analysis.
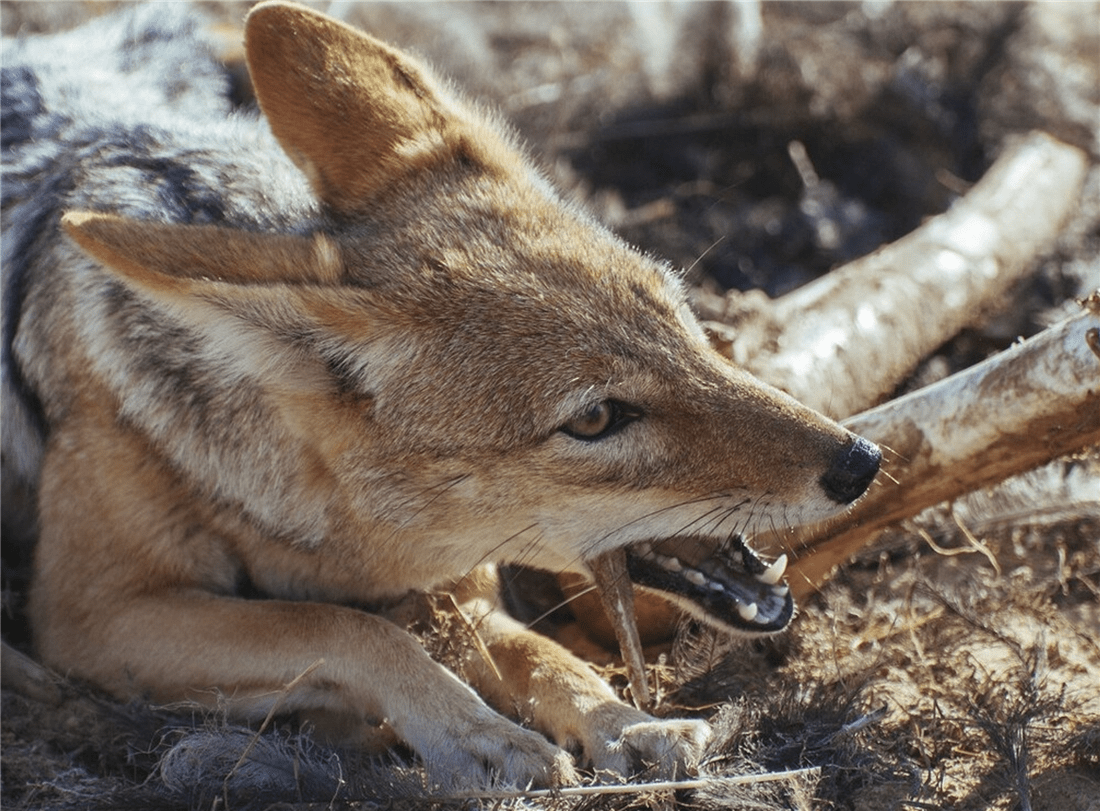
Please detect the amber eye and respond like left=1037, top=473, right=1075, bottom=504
left=560, top=400, right=640, bottom=441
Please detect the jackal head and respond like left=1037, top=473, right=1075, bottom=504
left=63, top=1, right=879, bottom=636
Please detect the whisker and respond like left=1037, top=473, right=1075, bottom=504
left=737, top=495, right=761, bottom=539
left=715, top=500, right=752, bottom=535
left=664, top=504, right=730, bottom=539
left=752, top=495, right=774, bottom=539
left=779, top=503, right=790, bottom=533
left=875, top=441, right=908, bottom=464
left=877, top=467, right=901, bottom=485
left=685, top=234, right=727, bottom=276
left=523, top=583, right=599, bottom=631
left=695, top=505, right=739, bottom=538
left=581, top=493, right=752, bottom=562
left=512, top=531, right=552, bottom=571
left=455, top=523, right=543, bottom=587
left=580, top=493, right=734, bottom=558
left=378, top=474, right=472, bottom=550
left=398, top=474, right=471, bottom=524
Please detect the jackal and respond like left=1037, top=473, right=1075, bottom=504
left=1, top=1, right=880, bottom=787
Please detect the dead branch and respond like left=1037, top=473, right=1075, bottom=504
left=0, top=639, right=65, bottom=706
left=710, top=131, right=1090, bottom=419
left=778, top=296, right=1100, bottom=597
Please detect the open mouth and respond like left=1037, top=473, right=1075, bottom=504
left=624, top=536, right=795, bottom=634
left=586, top=536, right=794, bottom=709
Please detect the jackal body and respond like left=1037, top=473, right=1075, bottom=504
left=2, top=2, right=880, bottom=787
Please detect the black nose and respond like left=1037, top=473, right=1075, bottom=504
left=820, top=436, right=881, bottom=504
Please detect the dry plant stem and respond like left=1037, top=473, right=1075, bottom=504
left=723, top=131, right=1089, bottom=419
left=781, top=299, right=1100, bottom=597
left=590, top=549, right=651, bottom=710
left=220, top=658, right=326, bottom=807
left=432, top=765, right=821, bottom=802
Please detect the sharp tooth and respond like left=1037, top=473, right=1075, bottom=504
left=737, top=601, right=759, bottom=622
left=664, top=556, right=682, bottom=572
left=771, top=584, right=789, bottom=597
left=758, top=554, right=788, bottom=585
left=636, top=542, right=653, bottom=557
left=709, top=580, right=725, bottom=592
left=685, top=569, right=706, bottom=587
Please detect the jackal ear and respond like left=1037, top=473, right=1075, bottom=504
left=62, top=211, right=343, bottom=290
left=245, top=1, right=496, bottom=214
left=65, top=211, right=397, bottom=366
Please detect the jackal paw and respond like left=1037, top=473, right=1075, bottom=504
left=413, top=710, right=578, bottom=789
left=581, top=705, right=711, bottom=779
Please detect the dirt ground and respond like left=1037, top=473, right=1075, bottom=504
left=2, top=2, right=1098, bottom=810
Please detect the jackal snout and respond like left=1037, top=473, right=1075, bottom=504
left=820, top=436, right=881, bottom=504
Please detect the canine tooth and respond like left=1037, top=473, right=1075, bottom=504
left=636, top=542, right=653, bottom=557
left=771, top=584, right=789, bottom=597
left=737, top=601, right=759, bottom=622
left=664, top=556, right=682, bottom=572
left=709, top=580, right=725, bottom=592
left=685, top=569, right=706, bottom=587
left=758, top=554, right=788, bottom=585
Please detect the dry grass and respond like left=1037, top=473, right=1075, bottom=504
left=3, top=3, right=1098, bottom=809
left=4, top=480, right=1098, bottom=810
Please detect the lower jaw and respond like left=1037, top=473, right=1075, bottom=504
left=622, top=536, right=795, bottom=632
left=579, top=539, right=795, bottom=697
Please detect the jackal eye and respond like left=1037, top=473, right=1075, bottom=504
left=560, top=400, right=640, bottom=441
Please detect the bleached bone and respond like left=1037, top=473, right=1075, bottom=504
left=777, top=296, right=1100, bottom=596
left=710, top=131, right=1090, bottom=419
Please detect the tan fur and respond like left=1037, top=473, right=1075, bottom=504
left=15, top=1, right=879, bottom=788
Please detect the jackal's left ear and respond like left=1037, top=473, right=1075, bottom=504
left=245, top=1, right=502, bottom=214
left=62, top=211, right=343, bottom=291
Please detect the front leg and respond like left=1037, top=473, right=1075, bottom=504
left=29, top=416, right=574, bottom=790
left=458, top=592, right=711, bottom=778
left=50, top=593, right=576, bottom=789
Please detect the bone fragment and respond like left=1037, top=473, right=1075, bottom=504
left=711, top=131, right=1090, bottom=419
left=589, top=549, right=651, bottom=710
left=777, top=296, right=1100, bottom=597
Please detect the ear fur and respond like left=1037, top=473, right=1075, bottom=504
left=62, top=211, right=343, bottom=291
left=63, top=211, right=392, bottom=351
left=245, top=1, right=494, bottom=213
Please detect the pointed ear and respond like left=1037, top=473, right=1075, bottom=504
left=245, top=1, right=492, bottom=213
left=61, top=211, right=343, bottom=292
left=62, top=211, right=394, bottom=352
